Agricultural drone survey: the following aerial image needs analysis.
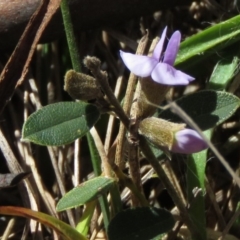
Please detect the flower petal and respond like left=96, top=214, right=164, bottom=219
left=151, top=63, right=195, bottom=85
left=120, top=50, right=158, bottom=77
left=163, top=31, right=181, bottom=66
left=172, top=129, right=208, bottom=154
left=152, top=26, right=167, bottom=60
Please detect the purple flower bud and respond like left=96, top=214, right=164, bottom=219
left=120, top=27, right=195, bottom=85
left=171, top=129, right=208, bottom=154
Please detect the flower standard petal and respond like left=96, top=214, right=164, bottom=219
left=152, top=26, right=167, bottom=60
left=163, top=31, right=181, bottom=66
left=120, top=50, right=158, bottom=77
left=151, top=63, right=193, bottom=85
left=172, top=129, right=208, bottom=154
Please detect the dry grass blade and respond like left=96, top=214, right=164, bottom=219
left=0, top=129, right=43, bottom=237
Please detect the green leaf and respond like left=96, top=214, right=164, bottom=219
left=76, top=201, right=97, bottom=236
left=56, top=176, right=114, bottom=211
left=207, top=43, right=240, bottom=91
left=186, top=129, right=212, bottom=240
left=22, top=101, right=100, bottom=146
left=176, top=14, right=240, bottom=67
left=150, top=144, right=164, bottom=159
left=0, top=206, right=87, bottom=240
left=107, top=207, right=175, bottom=240
left=159, top=90, right=240, bottom=130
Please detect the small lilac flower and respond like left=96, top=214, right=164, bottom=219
left=120, top=27, right=195, bottom=85
left=171, top=129, right=208, bottom=154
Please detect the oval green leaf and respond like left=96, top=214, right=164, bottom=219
left=22, top=101, right=100, bottom=146
left=0, top=206, right=87, bottom=240
left=107, top=207, right=175, bottom=240
left=57, top=176, right=114, bottom=212
left=159, top=90, right=240, bottom=130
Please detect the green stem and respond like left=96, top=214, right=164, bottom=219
left=109, top=182, right=122, bottom=215
left=186, top=130, right=212, bottom=240
left=86, top=133, right=110, bottom=228
left=60, top=0, right=81, bottom=72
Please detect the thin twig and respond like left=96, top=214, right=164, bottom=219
left=90, top=127, right=112, bottom=178
left=161, top=161, right=187, bottom=206
left=2, top=218, right=16, bottom=240
left=104, top=73, right=124, bottom=153
left=50, top=41, right=62, bottom=102
left=205, top=179, right=226, bottom=229
left=74, top=138, right=81, bottom=186
left=220, top=208, right=240, bottom=239
left=47, top=146, right=76, bottom=227
left=0, top=129, right=43, bottom=238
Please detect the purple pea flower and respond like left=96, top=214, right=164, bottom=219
left=120, top=27, right=195, bottom=85
left=172, top=129, right=208, bottom=154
